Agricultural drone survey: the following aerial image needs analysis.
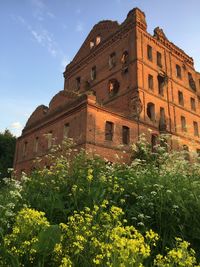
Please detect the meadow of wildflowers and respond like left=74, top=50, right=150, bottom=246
left=0, top=137, right=200, bottom=266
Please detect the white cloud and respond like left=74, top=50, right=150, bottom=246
left=11, top=122, right=22, bottom=129
left=10, top=122, right=23, bottom=137
left=15, top=16, right=59, bottom=57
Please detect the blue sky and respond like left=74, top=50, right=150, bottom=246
left=0, top=0, right=200, bottom=136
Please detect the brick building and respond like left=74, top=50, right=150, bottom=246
left=14, top=8, right=200, bottom=174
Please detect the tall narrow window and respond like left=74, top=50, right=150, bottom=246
left=159, top=107, right=166, bottom=132
left=76, top=77, right=81, bottom=90
left=147, top=102, right=155, bottom=121
left=91, top=66, right=96, bottom=80
left=90, top=41, right=94, bottom=49
left=178, top=91, right=184, bottom=106
left=181, top=116, right=187, bottom=132
left=122, top=126, right=130, bottom=145
left=47, top=132, right=53, bottom=149
left=157, top=51, right=162, bottom=67
left=188, top=72, right=196, bottom=91
left=105, top=121, right=114, bottom=141
left=147, top=45, right=152, bottom=61
left=96, top=36, right=101, bottom=45
left=63, top=123, right=70, bottom=138
left=158, top=75, right=165, bottom=96
left=190, top=97, right=196, bottom=111
left=148, top=74, right=153, bottom=90
left=176, top=64, right=182, bottom=79
left=109, top=52, right=116, bottom=68
left=121, top=51, right=129, bottom=65
left=183, top=145, right=190, bottom=160
left=193, top=121, right=199, bottom=137
left=34, top=137, right=39, bottom=153
left=22, top=141, right=28, bottom=157
left=151, top=134, right=157, bottom=152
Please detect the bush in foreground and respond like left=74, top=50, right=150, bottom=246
left=0, top=137, right=200, bottom=266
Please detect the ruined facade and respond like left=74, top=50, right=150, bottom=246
left=14, top=8, right=200, bottom=174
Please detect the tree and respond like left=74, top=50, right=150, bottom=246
left=0, top=129, right=16, bottom=180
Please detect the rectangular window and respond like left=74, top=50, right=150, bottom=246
left=148, top=74, right=153, bottom=90
left=47, top=132, right=53, bottom=149
left=157, top=51, right=162, bottom=67
left=181, top=116, right=187, bottom=132
left=91, top=66, right=96, bottom=80
left=109, top=52, right=116, bottom=68
left=158, top=75, right=165, bottom=96
left=178, top=91, right=184, bottom=106
left=76, top=77, right=81, bottom=90
left=34, top=137, right=39, bottom=153
left=151, top=134, right=157, bottom=152
left=22, top=141, right=28, bottom=157
left=193, top=121, right=199, bottom=137
left=122, top=126, right=130, bottom=145
left=147, top=45, right=152, bottom=61
left=188, top=72, right=196, bottom=91
left=176, top=64, right=182, bottom=79
left=105, top=121, right=114, bottom=141
left=63, top=123, right=70, bottom=138
left=190, top=97, right=196, bottom=111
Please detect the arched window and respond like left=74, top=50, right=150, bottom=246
left=108, top=79, right=120, bottom=97
left=147, top=102, right=155, bottom=121
left=96, top=36, right=101, bottom=45
left=121, top=51, right=129, bottom=65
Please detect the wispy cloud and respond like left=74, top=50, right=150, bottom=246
left=16, top=15, right=59, bottom=57
left=31, top=0, right=55, bottom=21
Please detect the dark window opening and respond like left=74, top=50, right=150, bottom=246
left=151, top=134, right=158, bottom=152
left=23, top=141, right=28, bottom=157
left=147, top=102, right=155, bottom=121
left=76, top=77, right=81, bottom=90
left=108, top=79, right=120, bottom=97
left=196, top=149, right=200, bottom=158
left=188, top=72, right=196, bottom=91
left=181, top=116, right=187, bottom=132
left=148, top=74, right=153, bottom=90
left=157, top=51, right=162, bottom=67
left=64, top=123, right=70, bottom=138
left=91, top=66, right=96, bottom=81
left=122, top=126, right=130, bottom=145
left=193, top=121, right=199, bottom=137
left=183, top=145, right=190, bottom=161
left=109, top=52, right=116, bottom=68
left=176, top=64, right=182, bottom=79
left=147, top=45, right=152, bottom=61
left=158, top=75, right=165, bottom=96
left=190, top=97, right=196, bottom=111
left=34, top=137, right=39, bottom=153
left=159, top=107, right=166, bottom=132
left=121, top=51, right=129, bottom=65
left=178, top=91, right=184, bottom=106
left=105, top=121, right=114, bottom=141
